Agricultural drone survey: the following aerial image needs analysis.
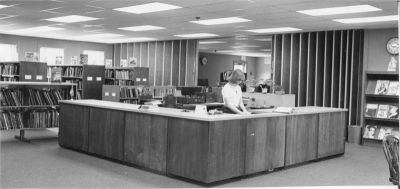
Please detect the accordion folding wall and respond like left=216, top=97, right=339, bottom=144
left=272, top=30, right=364, bottom=126
left=113, top=40, right=199, bottom=87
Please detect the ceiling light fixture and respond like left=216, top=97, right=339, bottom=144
left=190, top=17, right=251, bottom=25
left=119, top=25, right=165, bottom=31
left=113, top=2, right=182, bottom=14
left=232, top=45, right=260, bottom=48
left=99, top=37, right=157, bottom=43
left=254, top=38, right=272, bottom=41
left=245, top=27, right=302, bottom=33
left=260, top=49, right=272, bottom=51
left=199, top=41, right=225, bottom=44
left=333, top=15, right=398, bottom=23
left=44, top=15, right=100, bottom=23
left=174, top=33, right=219, bottom=38
left=0, top=5, right=9, bottom=9
left=297, top=5, right=381, bottom=16
left=11, top=26, right=64, bottom=34
left=76, top=33, right=124, bottom=39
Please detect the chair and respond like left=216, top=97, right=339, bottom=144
left=382, top=134, right=399, bottom=185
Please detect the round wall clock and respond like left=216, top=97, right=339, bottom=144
left=201, top=57, right=208, bottom=65
left=386, top=37, right=399, bottom=55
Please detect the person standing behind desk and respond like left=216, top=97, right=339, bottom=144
left=221, top=69, right=251, bottom=115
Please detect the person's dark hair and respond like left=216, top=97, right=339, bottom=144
left=227, top=69, right=245, bottom=82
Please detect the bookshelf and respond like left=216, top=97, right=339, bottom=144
left=0, top=61, right=47, bottom=82
left=0, top=81, right=76, bottom=142
left=48, top=65, right=105, bottom=99
left=362, top=71, right=399, bottom=144
left=104, top=67, right=149, bottom=86
left=102, top=85, right=175, bottom=104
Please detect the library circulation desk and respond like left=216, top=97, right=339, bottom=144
left=59, top=100, right=347, bottom=184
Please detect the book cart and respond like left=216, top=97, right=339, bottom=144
left=0, top=81, right=76, bottom=142
left=363, top=71, right=399, bottom=144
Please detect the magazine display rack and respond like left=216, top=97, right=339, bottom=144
left=363, top=71, right=399, bottom=143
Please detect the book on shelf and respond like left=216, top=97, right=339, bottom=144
left=365, top=104, right=378, bottom=117
left=376, top=104, right=389, bottom=118
left=363, top=125, right=379, bottom=139
left=374, top=80, right=390, bottom=95
left=386, top=81, right=399, bottom=96
left=378, top=127, right=393, bottom=140
left=388, top=105, right=399, bottom=119
left=1, top=64, right=19, bottom=75
left=51, top=67, right=62, bottom=82
left=0, top=111, right=24, bottom=130
left=365, top=80, right=377, bottom=94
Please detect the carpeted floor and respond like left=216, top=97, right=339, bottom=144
left=0, top=129, right=394, bottom=188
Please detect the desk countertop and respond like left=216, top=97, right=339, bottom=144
left=60, top=100, right=347, bottom=122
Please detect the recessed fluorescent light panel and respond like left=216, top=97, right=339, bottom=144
left=199, top=41, right=225, bottom=44
left=119, top=25, right=165, bottom=31
left=174, top=33, right=219, bottom=38
left=260, top=49, right=272, bottom=51
left=0, top=5, right=9, bottom=9
left=113, top=2, right=182, bottom=14
left=77, top=33, right=124, bottom=39
left=100, top=37, right=157, bottom=43
left=11, top=26, right=64, bottom=34
left=190, top=17, right=251, bottom=25
left=254, top=38, right=272, bottom=41
left=297, top=5, right=381, bottom=16
left=245, top=27, right=301, bottom=33
left=232, top=45, right=260, bottom=48
left=334, top=15, right=398, bottom=23
left=45, top=15, right=99, bottom=23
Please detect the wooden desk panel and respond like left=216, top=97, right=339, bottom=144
left=124, top=113, right=168, bottom=172
left=318, top=112, right=346, bottom=158
left=88, top=108, right=125, bottom=161
left=285, top=114, right=318, bottom=166
left=59, top=104, right=89, bottom=151
left=167, top=118, right=209, bottom=182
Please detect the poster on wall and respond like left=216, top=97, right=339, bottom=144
left=55, top=56, right=63, bottom=65
left=120, top=59, right=127, bottom=67
left=80, top=54, right=88, bottom=65
left=25, top=52, right=39, bottom=62
left=129, top=57, right=137, bottom=67
left=387, top=56, right=398, bottom=71
left=105, top=59, right=113, bottom=67
left=70, top=56, right=78, bottom=65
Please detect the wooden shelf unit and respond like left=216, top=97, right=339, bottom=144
left=104, top=67, right=149, bottom=86
left=0, top=61, right=47, bottom=82
left=48, top=65, right=105, bottom=99
left=362, top=71, right=399, bottom=144
left=0, top=81, right=76, bottom=142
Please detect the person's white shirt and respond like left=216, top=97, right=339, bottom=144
left=221, top=83, right=242, bottom=108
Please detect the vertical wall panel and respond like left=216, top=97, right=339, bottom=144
left=109, top=39, right=200, bottom=86
left=299, top=33, right=308, bottom=107
left=290, top=34, right=300, bottom=100
left=332, top=31, right=341, bottom=108
left=272, top=29, right=363, bottom=126
left=148, top=42, right=156, bottom=86
left=155, top=41, right=164, bottom=86
left=114, top=44, right=121, bottom=67
left=164, top=41, right=172, bottom=86
left=179, top=40, right=187, bottom=86
left=315, top=32, right=325, bottom=106
left=324, top=31, right=333, bottom=107
left=186, top=40, right=198, bottom=87
left=134, top=43, right=141, bottom=67
left=274, top=35, right=283, bottom=86
left=172, top=40, right=180, bottom=86
left=307, top=32, right=317, bottom=106
left=282, top=34, right=291, bottom=94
